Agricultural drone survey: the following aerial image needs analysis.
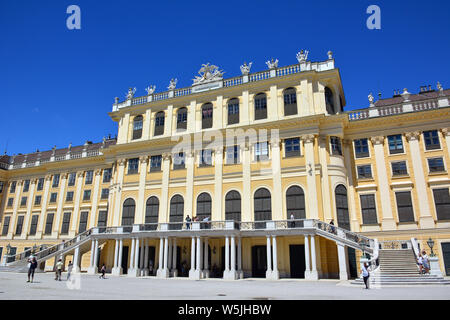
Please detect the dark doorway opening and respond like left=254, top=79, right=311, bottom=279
left=442, top=243, right=450, bottom=276
left=289, top=245, right=305, bottom=278
left=347, top=247, right=357, bottom=279
left=252, top=246, right=267, bottom=278
left=121, top=246, right=129, bottom=274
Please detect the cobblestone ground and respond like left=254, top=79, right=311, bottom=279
left=1, top=272, right=449, bottom=300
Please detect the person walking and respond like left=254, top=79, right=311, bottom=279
left=67, top=260, right=73, bottom=280
left=27, top=257, right=38, bottom=283
left=55, top=258, right=63, bottom=281
left=361, top=263, right=370, bottom=289
left=99, top=264, right=106, bottom=279
left=422, top=251, right=430, bottom=274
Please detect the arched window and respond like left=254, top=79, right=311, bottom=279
left=254, top=93, right=267, bottom=120
left=132, top=115, right=143, bottom=140
left=227, top=98, right=240, bottom=125
left=145, top=196, right=159, bottom=230
left=169, top=195, right=184, bottom=230
left=325, top=87, right=336, bottom=115
left=177, top=107, right=188, bottom=130
left=254, top=188, right=271, bottom=229
left=225, top=191, right=241, bottom=222
left=154, top=112, right=165, bottom=136
left=122, top=198, right=136, bottom=232
left=283, top=88, right=298, bottom=116
left=202, top=103, right=213, bottom=129
left=196, top=193, right=212, bottom=228
left=286, top=186, right=305, bottom=219
left=335, top=185, right=350, bottom=230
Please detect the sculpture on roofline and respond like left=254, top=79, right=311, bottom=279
left=266, top=58, right=278, bottom=69
left=240, top=62, right=253, bottom=75
left=368, top=93, right=375, bottom=106
left=192, top=63, right=225, bottom=85
left=168, top=78, right=178, bottom=90
left=145, top=85, right=156, bottom=95
left=296, top=50, right=309, bottom=63
left=437, top=81, right=443, bottom=92
left=126, top=87, right=136, bottom=100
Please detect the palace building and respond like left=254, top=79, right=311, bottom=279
left=1, top=51, right=450, bottom=282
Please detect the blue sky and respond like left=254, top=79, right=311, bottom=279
left=1, top=0, right=449, bottom=155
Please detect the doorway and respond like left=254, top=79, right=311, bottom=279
left=442, top=243, right=450, bottom=276
left=289, top=245, right=305, bottom=278
left=121, top=246, right=129, bottom=274
left=252, top=246, right=267, bottom=278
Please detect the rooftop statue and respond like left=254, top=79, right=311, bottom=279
left=193, top=63, right=224, bottom=85
left=266, top=58, right=279, bottom=69
left=368, top=93, right=375, bottom=105
left=168, top=78, right=178, bottom=90
left=126, top=87, right=136, bottom=100
left=296, top=50, right=309, bottom=63
left=145, top=85, right=156, bottom=95
left=240, top=62, right=253, bottom=75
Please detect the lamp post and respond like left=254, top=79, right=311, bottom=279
left=427, top=238, right=435, bottom=257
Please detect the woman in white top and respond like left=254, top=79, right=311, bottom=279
left=417, top=254, right=423, bottom=275
left=361, top=263, right=370, bottom=289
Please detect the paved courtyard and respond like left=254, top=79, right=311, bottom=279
left=1, top=272, right=449, bottom=300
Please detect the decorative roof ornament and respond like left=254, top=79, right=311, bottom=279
left=240, top=62, right=253, bottom=75
left=266, top=58, right=279, bottom=70
left=401, top=88, right=411, bottom=102
left=126, top=87, right=136, bottom=100
left=145, top=85, right=156, bottom=95
left=327, top=51, right=333, bottom=60
left=114, top=97, right=119, bottom=104
left=192, top=63, right=225, bottom=85
left=437, top=81, right=443, bottom=94
left=168, top=78, right=178, bottom=90
left=296, top=50, right=309, bottom=63
left=368, top=93, right=375, bottom=107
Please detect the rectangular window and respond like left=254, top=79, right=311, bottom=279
left=255, top=142, right=269, bottom=161
left=50, top=193, right=58, bottom=203
left=7, top=198, right=14, bottom=207
left=23, top=180, right=30, bottom=192
left=354, top=139, right=369, bottom=158
left=83, top=190, right=91, bottom=201
left=10, top=181, right=16, bottom=194
left=424, top=130, right=441, bottom=150
left=44, top=213, right=54, bottom=235
left=360, top=194, right=378, bottom=225
left=285, top=138, right=301, bottom=158
left=66, top=191, right=74, bottom=202
left=357, top=165, right=372, bottom=179
left=226, top=146, right=240, bottom=165
left=200, top=149, right=212, bottom=167
left=433, top=188, right=450, bottom=221
left=68, top=173, right=76, bottom=186
left=2, top=216, right=10, bottom=236
left=61, top=212, right=71, bottom=235
left=388, top=134, right=404, bottom=154
left=127, top=159, right=139, bottom=174
left=29, top=215, right=39, bottom=236
left=98, top=210, right=108, bottom=228
left=85, top=170, right=94, bottom=184
left=78, top=211, right=89, bottom=233
left=227, top=102, right=240, bottom=125
left=330, top=137, right=342, bottom=156
left=395, top=191, right=415, bottom=223
left=0, top=181, right=4, bottom=193
left=392, top=161, right=408, bottom=176
left=101, top=188, right=109, bottom=200
left=34, top=195, right=41, bottom=206
left=52, top=174, right=60, bottom=188
left=20, top=197, right=27, bottom=207
left=15, top=216, right=24, bottom=235
left=150, top=155, right=162, bottom=172
left=37, top=178, right=44, bottom=191
left=173, top=153, right=185, bottom=170
left=103, top=168, right=112, bottom=183
left=428, top=157, right=445, bottom=173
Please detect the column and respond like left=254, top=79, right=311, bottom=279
left=7, top=180, right=22, bottom=239
left=318, top=136, right=333, bottom=222
left=268, top=85, right=279, bottom=121
left=133, top=238, right=140, bottom=277
left=225, top=236, right=230, bottom=273
left=22, top=179, right=37, bottom=239
left=213, top=147, right=223, bottom=221
left=304, top=235, right=311, bottom=279
left=128, top=238, right=135, bottom=276
left=185, top=151, right=195, bottom=219
left=157, top=237, right=164, bottom=277
left=442, top=128, right=450, bottom=159
left=405, top=132, right=434, bottom=228
left=337, top=243, right=348, bottom=281
left=136, top=156, right=149, bottom=224
left=310, top=235, right=318, bottom=280
left=88, top=170, right=102, bottom=229
left=196, top=237, right=202, bottom=276
left=237, top=237, right=243, bottom=279
left=230, top=236, right=237, bottom=280
left=271, top=236, right=279, bottom=280
left=203, top=238, right=209, bottom=278
left=241, top=90, right=250, bottom=125
left=160, top=154, right=171, bottom=223
left=88, top=239, right=96, bottom=274
left=266, top=236, right=272, bottom=279
left=299, top=79, right=313, bottom=117
left=189, top=237, right=196, bottom=278
left=371, top=136, right=396, bottom=230
left=144, top=239, right=149, bottom=276
left=163, top=237, right=169, bottom=274
left=69, top=172, right=85, bottom=237
left=188, top=100, right=196, bottom=133
left=342, top=140, right=359, bottom=230
left=117, top=113, right=130, bottom=144
left=172, top=238, right=178, bottom=277
left=214, top=96, right=223, bottom=129
left=118, top=239, right=123, bottom=274
left=139, top=238, right=145, bottom=276
left=165, top=105, right=173, bottom=136
left=112, top=160, right=125, bottom=226
left=167, top=238, right=172, bottom=274
left=242, top=143, right=252, bottom=222
left=73, top=245, right=81, bottom=273
left=302, top=135, right=319, bottom=219
left=113, top=239, right=119, bottom=269
left=36, top=176, right=51, bottom=238
left=271, top=137, right=283, bottom=220
left=143, top=108, right=151, bottom=140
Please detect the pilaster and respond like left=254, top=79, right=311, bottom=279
left=88, top=169, right=102, bottom=229
left=302, top=135, right=319, bottom=219
left=213, top=147, right=223, bottom=221
left=52, top=173, right=68, bottom=238
left=136, top=156, right=149, bottom=224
